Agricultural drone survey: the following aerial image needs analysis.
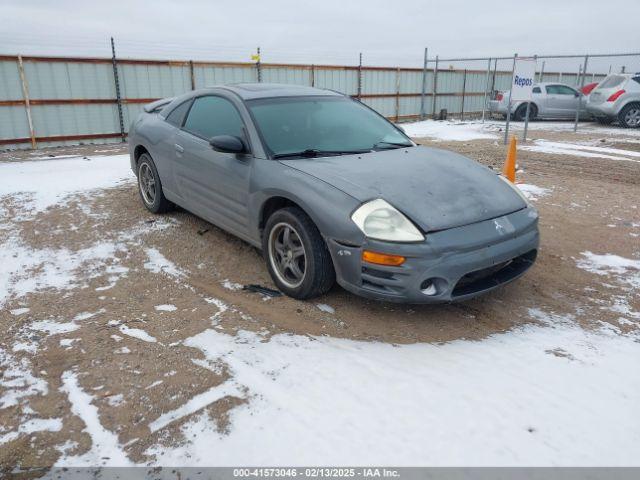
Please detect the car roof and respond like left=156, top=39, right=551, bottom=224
left=205, top=83, right=343, bottom=100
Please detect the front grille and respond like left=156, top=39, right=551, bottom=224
left=452, top=249, right=537, bottom=298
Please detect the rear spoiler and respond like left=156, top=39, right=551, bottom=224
left=143, top=97, right=174, bottom=113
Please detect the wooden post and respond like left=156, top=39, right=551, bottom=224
left=189, top=60, right=195, bottom=90
left=17, top=55, right=36, bottom=149
left=395, top=67, right=401, bottom=122
left=311, top=64, right=315, bottom=87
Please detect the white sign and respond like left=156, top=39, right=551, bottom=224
left=510, top=58, right=537, bottom=102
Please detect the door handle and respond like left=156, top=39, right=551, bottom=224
left=174, top=144, right=184, bottom=153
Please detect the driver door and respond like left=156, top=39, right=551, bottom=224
left=174, top=95, right=253, bottom=240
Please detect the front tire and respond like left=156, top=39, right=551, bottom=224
left=618, top=103, right=640, bottom=128
left=263, top=207, right=335, bottom=300
left=137, top=153, right=172, bottom=213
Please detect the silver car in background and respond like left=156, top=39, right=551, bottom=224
left=587, top=73, right=640, bottom=127
left=489, top=82, right=589, bottom=121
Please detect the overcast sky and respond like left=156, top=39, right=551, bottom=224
left=2, top=0, right=639, bottom=72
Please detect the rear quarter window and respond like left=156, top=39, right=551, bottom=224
left=165, top=100, right=192, bottom=127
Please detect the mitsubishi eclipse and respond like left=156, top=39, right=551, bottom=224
left=129, top=83, right=539, bottom=303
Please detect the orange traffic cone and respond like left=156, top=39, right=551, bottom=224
left=502, top=136, right=517, bottom=183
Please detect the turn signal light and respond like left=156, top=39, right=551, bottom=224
left=362, top=250, right=406, bottom=266
left=607, top=90, right=625, bottom=102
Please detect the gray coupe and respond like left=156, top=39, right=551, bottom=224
left=129, top=84, right=539, bottom=303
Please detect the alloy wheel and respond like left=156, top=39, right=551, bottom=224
left=624, top=107, right=640, bottom=127
left=268, top=222, right=307, bottom=288
left=138, top=163, right=156, bottom=206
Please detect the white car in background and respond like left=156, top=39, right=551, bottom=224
left=489, top=82, right=589, bottom=121
left=587, top=73, right=640, bottom=128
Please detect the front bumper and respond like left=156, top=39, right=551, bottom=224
left=328, top=207, right=539, bottom=303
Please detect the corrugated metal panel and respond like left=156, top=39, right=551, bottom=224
left=0, top=59, right=23, bottom=100
left=195, top=66, right=257, bottom=87
left=0, top=105, right=30, bottom=141
left=119, top=64, right=190, bottom=99
left=313, top=68, right=358, bottom=95
left=23, top=60, right=115, bottom=99
left=362, top=69, right=396, bottom=94
left=262, top=67, right=311, bottom=85
left=30, top=104, right=120, bottom=138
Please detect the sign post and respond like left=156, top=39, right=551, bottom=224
left=503, top=55, right=536, bottom=144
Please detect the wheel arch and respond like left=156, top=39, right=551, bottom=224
left=133, top=144, right=150, bottom=169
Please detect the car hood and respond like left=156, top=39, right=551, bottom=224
left=279, top=145, right=526, bottom=232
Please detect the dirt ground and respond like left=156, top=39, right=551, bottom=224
left=1, top=122, right=639, bottom=472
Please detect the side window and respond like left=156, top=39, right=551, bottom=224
left=532, top=86, right=541, bottom=94
left=165, top=100, right=192, bottom=127
left=183, top=96, right=245, bottom=140
left=549, top=85, right=577, bottom=95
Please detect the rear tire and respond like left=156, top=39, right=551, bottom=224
left=137, top=153, right=173, bottom=213
left=618, top=103, right=640, bottom=128
left=263, top=207, right=335, bottom=300
left=514, top=103, right=537, bottom=121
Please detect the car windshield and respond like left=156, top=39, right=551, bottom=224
left=246, top=96, right=413, bottom=158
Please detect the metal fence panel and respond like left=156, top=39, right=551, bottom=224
left=2, top=52, right=638, bottom=149
left=24, top=60, right=115, bottom=99
left=119, top=63, right=190, bottom=99
left=0, top=59, right=23, bottom=100
left=313, top=68, right=358, bottom=96
left=194, top=65, right=257, bottom=87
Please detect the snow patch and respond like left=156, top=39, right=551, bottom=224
left=154, top=304, right=177, bottom=312
left=402, top=120, right=497, bottom=142
left=118, top=324, right=157, bottom=343
left=576, top=252, right=640, bottom=289
left=58, top=371, right=133, bottom=466
left=10, top=307, right=30, bottom=316
left=316, top=304, right=335, bottom=314
left=522, top=140, right=640, bottom=163
left=144, top=248, right=186, bottom=279
left=0, top=154, right=133, bottom=214
left=146, top=319, right=640, bottom=466
left=517, top=184, right=551, bottom=201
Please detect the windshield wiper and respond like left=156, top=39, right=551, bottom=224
left=372, top=140, right=413, bottom=150
left=273, top=148, right=369, bottom=159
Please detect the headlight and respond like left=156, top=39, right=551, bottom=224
left=351, top=199, right=424, bottom=242
left=497, top=175, right=530, bottom=205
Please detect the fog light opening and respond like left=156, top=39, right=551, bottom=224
left=421, top=277, right=448, bottom=296
left=420, top=279, right=437, bottom=296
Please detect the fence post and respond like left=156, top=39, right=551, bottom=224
left=538, top=60, right=545, bottom=83
left=256, top=47, right=262, bottom=82
left=431, top=55, right=439, bottom=118
left=481, top=58, right=491, bottom=123
left=310, top=64, right=315, bottom=87
left=522, top=55, right=537, bottom=143
left=503, top=53, right=518, bottom=145
left=395, top=67, right=401, bottom=122
left=460, top=68, right=467, bottom=121
left=357, top=52, right=362, bottom=99
left=574, top=55, right=589, bottom=133
left=110, top=37, right=126, bottom=143
left=420, top=47, right=428, bottom=120
left=17, top=55, right=36, bottom=149
left=189, top=60, right=195, bottom=90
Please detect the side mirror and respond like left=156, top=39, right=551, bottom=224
left=209, top=135, right=247, bottom=154
left=574, top=92, right=580, bottom=97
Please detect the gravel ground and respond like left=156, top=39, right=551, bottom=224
left=1, top=122, right=639, bottom=471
